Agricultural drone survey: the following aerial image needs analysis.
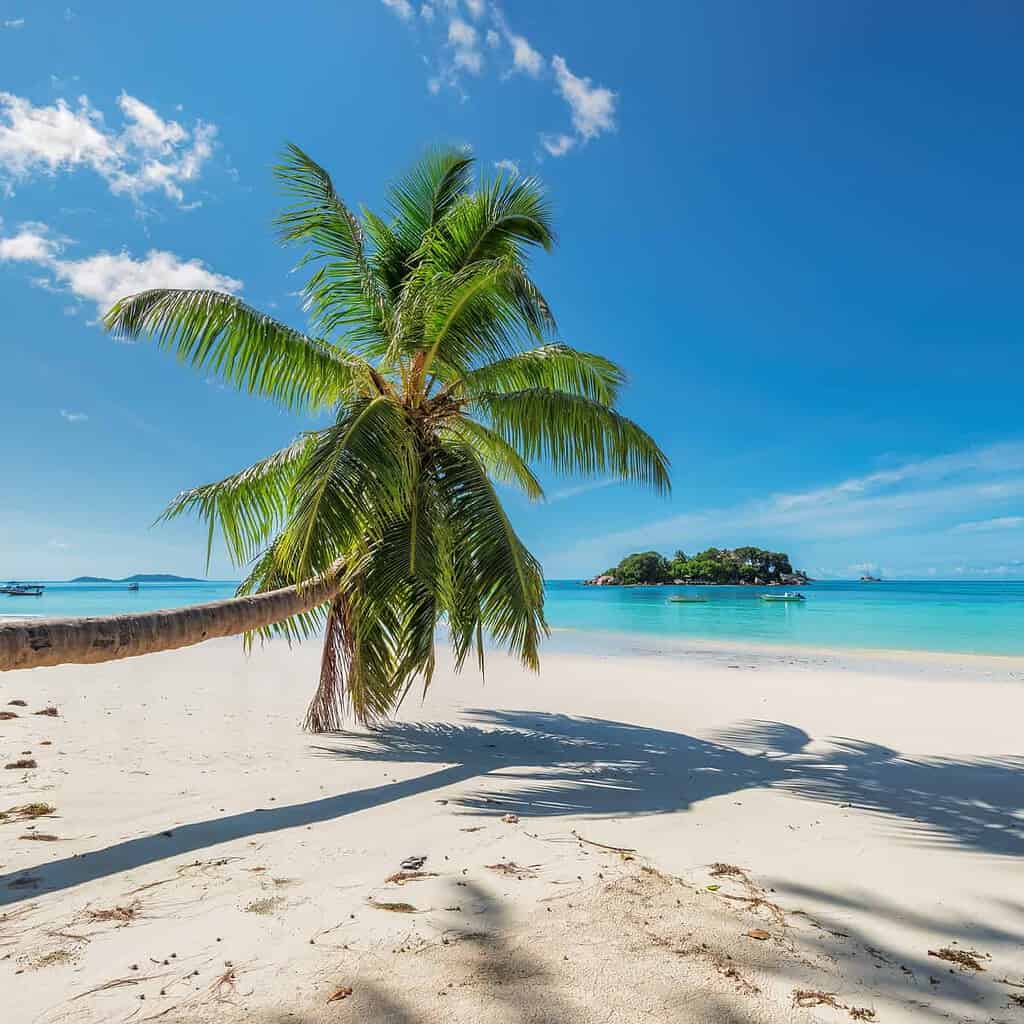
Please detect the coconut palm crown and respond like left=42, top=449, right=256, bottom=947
left=103, top=145, right=669, bottom=730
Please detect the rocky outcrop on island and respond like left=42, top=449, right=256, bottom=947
left=585, top=574, right=621, bottom=586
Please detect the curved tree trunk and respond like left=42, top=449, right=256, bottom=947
left=0, top=574, right=340, bottom=672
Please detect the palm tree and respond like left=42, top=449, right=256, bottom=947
left=3, top=146, right=669, bottom=730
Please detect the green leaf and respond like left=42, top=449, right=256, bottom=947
left=103, top=289, right=366, bottom=413
left=475, top=389, right=671, bottom=493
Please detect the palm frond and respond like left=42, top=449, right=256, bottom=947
left=274, top=143, right=391, bottom=341
left=433, top=438, right=547, bottom=674
left=476, top=389, right=671, bottom=493
left=387, top=147, right=475, bottom=258
left=159, top=433, right=318, bottom=569
left=275, top=396, right=415, bottom=579
left=459, top=344, right=625, bottom=405
left=445, top=418, right=544, bottom=500
left=433, top=174, right=555, bottom=272
left=103, top=289, right=366, bottom=413
left=418, top=258, right=552, bottom=379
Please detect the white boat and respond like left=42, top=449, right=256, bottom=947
left=3, top=582, right=44, bottom=596
left=759, top=591, right=805, bottom=603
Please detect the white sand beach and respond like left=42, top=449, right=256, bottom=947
left=3, top=639, right=1023, bottom=1023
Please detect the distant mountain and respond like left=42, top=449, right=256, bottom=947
left=69, top=574, right=203, bottom=583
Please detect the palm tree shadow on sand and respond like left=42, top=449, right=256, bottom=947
left=319, top=710, right=1024, bottom=858
left=2, top=710, right=1021, bottom=906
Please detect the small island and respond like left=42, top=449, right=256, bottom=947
left=70, top=574, right=204, bottom=583
left=585, top=547, right=810, bottom=587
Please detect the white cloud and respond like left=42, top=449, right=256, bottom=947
left=549, top=478, right=619, bottom=502
left=494, top=158, right=519, bottom=175
left=453, top=48, right=483, bottom=73
left=448, top=17, right=476, bottom=47
left=3, top=17, right=25, bottom=29
left=508, top=32, right=543, bottom=76
left=448, top=18, right=483, bottom=74
left=381, top=0, right=414, bottom=20
left=117, top=93, right=186, bottom=153
left=60, top=409, right=87, bottom=423
left=382, top=4, right=619, bottom=158
left=0, top=222, right=61, bottom=261
left=547, top=441, right=1024, bottom=579
left=0, top=91, right=217, bottom=205
left=540, top=132, right=575, bottom=157
left=550, top=55, right=616, bottom=140
left=952, top=516, right=1024, bottom=533
left=0, top=222, right=242, bottom=317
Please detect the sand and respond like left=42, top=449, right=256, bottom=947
left=2, top=637, right=1023, bottom=1022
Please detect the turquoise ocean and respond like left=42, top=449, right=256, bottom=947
left=3, top=579, right=1024, bottom=657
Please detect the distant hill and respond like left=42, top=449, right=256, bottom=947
left=69, top=574, right=203, bottom=583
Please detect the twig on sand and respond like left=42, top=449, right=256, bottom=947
left=367, top=898, right=419, bottom=914
left=83, top=900, right=143, bottom=926
left=928, top=946, right=989, bottom=971
left=72, top=978, right=143, bottom=1000
left=792, top=989, right=876, bottom=1020
left=570, top=830, right=636, bottom=854
left=0, top=802, right=55, bottom=823
left=127, top=856, right=244, bottom=894
left=706, top=863, right=787, bottom=926
left=385, top=870, right=439, bottom=885
left=486, top=861, right=540, bottom=878
left=139, top=1005, right=182, bottom=1021
left=793, top=990, right=841, bottom=1009
left=211, top=966, right=238, bottom=1001
left=46, top=930, right=91, bottom=944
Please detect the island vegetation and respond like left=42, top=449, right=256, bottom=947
left=587, top=547, right=809, bottom=586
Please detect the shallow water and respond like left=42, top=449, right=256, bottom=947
left=3, top=578, right=1023, bottom=657
left=542, top=579, right=1024, bottom=657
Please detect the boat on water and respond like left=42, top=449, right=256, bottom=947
left=668, top=595, right=707, bottom=604
left=2, top=582, right=45, bottom=596
left=759, top=591, right=805, bottom=603
left=127, top=582, right=140, bottom=591
left=859, top=575, right=882, bottom=582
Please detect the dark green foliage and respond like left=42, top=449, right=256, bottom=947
left=608, top=551, right=672, bottom=584
left=607, top=546, right=802, bottom=584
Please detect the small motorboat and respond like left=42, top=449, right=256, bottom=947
left=668, top=595, right=707, bottom=604
left=3, top=582, right=44, bottom=596
left=759, top=592, right=805, bottom=603
left=127, top=582, right=140, bottom=591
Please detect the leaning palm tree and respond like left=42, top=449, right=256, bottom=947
left=100, top=145, right=668, bottom=731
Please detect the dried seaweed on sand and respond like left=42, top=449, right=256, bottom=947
left=928, top=946, right=989, bottom=971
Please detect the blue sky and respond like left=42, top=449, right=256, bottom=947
left=1, top=1, right=1022, bottom=580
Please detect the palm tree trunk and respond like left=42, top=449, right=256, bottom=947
left=0, top=574, right=340, bottom=672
